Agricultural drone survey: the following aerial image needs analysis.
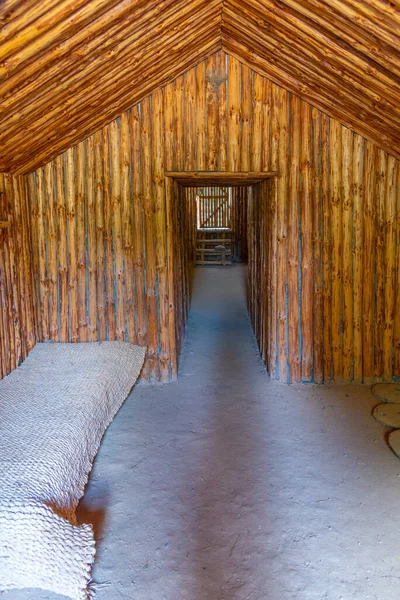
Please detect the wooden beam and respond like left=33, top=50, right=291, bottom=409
left=166, top=171, right=278, bottom=186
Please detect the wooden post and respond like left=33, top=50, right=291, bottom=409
left=45, top=161, right=58, bottom=341
left=312, top=107, right=323, bottom=383
left=94, top=129, right=106, bottom=340
left=374, top=149, right=387, bottom=378
left=330, top=119, right=343, bottom=381
left=130, top=106, right=147, bottom=349
left=141, top=97, right=159, bottom=380
left=152, top=88, right=170, bottom=382
left=76, top=142, right=87, bottom=341
left=66, top=147, right=78, bottom=342
left=56, top=154, right=68, bottom=342
left=288, top=95, right=301, bottom=382
left=300, top=101, right=313, bottom=381
left=228, top=54, right=241, bottom=172
left=120, top=113, right=135, bottom=343
left=321, top=113, right=332, bottom=382
left=86, top=136, right=98, bottom=342
left=341, top=126, right=353, bottom=382
left=363, top=141, right=376, bottom=382
left=383, top=156, right=397, bottom=379
left=102, top=124, right=116, bottom=341
left=352, top=135, right=364, bottom=382
left=109, top=119, right=126, bottom=343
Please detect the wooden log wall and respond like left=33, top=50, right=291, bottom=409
left=247, top=133, right=400, bottom=384
left=0, top=173, right=37, bottom=379
left=231, top=186, right=248, bottom=261
left=23, top=49, right=400, bottom=384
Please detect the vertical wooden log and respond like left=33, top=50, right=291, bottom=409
left=269, top=85, right=288, bottom=381
left=252, top=73, right=263, bottom=172
left=86, top=136, right=98, bottom=342
left=45, top=162, right=58, bottom=341
left=165, top=177, right=177, bottom=377
left=120, top=113, right=135, bottom=343
left=394, top=166, right=400, bottom=376
left=195, top=61, right=206, bottom=171
left=247, top=184, right=254, bottom=320
left=374, top=150, right=387, bottom=378
left=56, top=155, right=68, bottom=342
left=184, top=67, right=195, bottom=171
left=268, top=85, right=279, bottom=379
left=352, top=135, right=364, bottom=382
left=130, top=106, right=147, bottom=349
left=102, top=124, right=116, bottom=340
left=76, top=142, right=87, bottom=341
left=66, top=147, right=78, bottom=342
left=19, top=175, right=36, bottom=354
left=227, top=54, right=241, bottom=172
left=174, top=179, right=183, bottom=347
left=206, top=54, right=218, bottom=171
left=330, top=119, right=342, bottom=381
left=383, top=156, right=397, bottom=379
left=141, top=97, right=159, bottom=380
left=218, top=51, right=227, bottom=170
left=27, top=173, right=40, bottom=325
left=0, top=178, right=10, bottom=376
left=321, top=114, right=332, bottom=381
left=363, top=141, right=376, bottom=382
left=94, top=130, right=106, bottom=341
left=164, top=82, right=177, bottom=378
left=312, top=108, right=323, bottom=382
left=19, top=175, right=36, bottom=353
left=2, top=175, right=16, bottom=371
left=109, top=119, right=126, bottom=342
left=12, top=177, right=27, bottom=359
left=262, top=78, right=271, bottom=171
left=288, top=95, right=301, bottom=382
left=36, top=168, right=49, bottom=341
left=174, top=77, right=184, bottom=171
left=240, top=64, right=252, bottom=171
left=301, top=101, right=313, bottom=381
left=27, top=177, right=38, bottom=346
left=342, top=127, right=354, bottom=382
left=153, top=88, right=170, bottom=382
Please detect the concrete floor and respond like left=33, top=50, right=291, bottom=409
left=6, top=265, right=400, bottom=600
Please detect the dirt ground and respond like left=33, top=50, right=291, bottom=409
left=6, top=265, right=400, bottom=600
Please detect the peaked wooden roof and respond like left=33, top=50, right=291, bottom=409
left=0, top=0, right=399, bottom=173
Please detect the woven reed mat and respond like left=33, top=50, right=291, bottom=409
left=0, top=341, right=145, bottom=600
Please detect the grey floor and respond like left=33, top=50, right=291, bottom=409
left=6, top=265, right=400, bottom=600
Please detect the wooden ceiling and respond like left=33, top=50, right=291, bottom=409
left=0, top=0, right=221, bottom=173
left=0, top=0, right=399, bottom=174
left=222, top=0, right=400, bottom=161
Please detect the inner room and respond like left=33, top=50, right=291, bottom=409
left=1, top=4, right=400, bottom=600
